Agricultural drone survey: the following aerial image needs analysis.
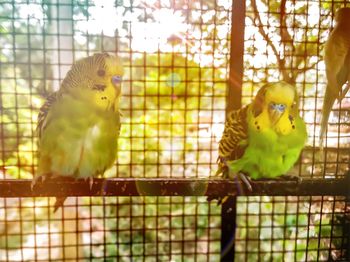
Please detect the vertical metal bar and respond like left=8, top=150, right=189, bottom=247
left=220, top=0, right=246, bottom=261
left=345, top=182, right=350, bottom=261
left=346, top=201, right=350, bottom=261
left=226, top=0, right=245, bottom=113
left=221, top=197, right=238, bottom=261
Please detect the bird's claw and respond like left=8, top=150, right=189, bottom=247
left=31, top=175, right=46, bottom=190
left=278, top=174, right=302, bottom=183
left=227, top=169, right=253, bottom=193
left=85, top=177, right=94, bottom=190
left=89, top=177, right=94, bottom=190
left=238, top=172, right=253, bottom=192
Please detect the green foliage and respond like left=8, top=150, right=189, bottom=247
left=80, top=196, right=221, bottom=261
left=235, top=196, right=344, bottom=261
left=116, top=53, right=226, bottom=178
left=0, top=2, right=46, bottom=177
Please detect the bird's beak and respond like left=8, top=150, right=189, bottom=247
left=269, top=103, right=286, bottom=124
left=112, top=75, right=122, bottom=95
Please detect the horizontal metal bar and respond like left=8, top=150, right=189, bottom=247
left=0, top=178, right=348, bottom=197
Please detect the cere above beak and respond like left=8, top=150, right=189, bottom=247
left=112, top=75, right=122, bottom=86
left=269, top=103, right=286, bottom=123
left=269, top=103, right=286, bottom=113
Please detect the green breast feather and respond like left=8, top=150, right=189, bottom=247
left=228, top=106, right=307, bottom=179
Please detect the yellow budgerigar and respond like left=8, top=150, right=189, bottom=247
left=320, top=7, right=350, bottom=149
left=33, top=53, right=124, bottom=212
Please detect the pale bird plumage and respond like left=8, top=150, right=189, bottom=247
left=320, top=7, right=350, bottom=150
left=33, top=53, right=124, bottom=212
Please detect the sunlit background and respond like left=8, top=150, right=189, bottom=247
left=0, top=0, right=349, bottom=261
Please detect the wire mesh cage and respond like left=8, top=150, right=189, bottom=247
left=0, top=0, right=349, bottom=261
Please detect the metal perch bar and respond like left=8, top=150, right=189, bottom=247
left=0, top=178, right=348, bottom=197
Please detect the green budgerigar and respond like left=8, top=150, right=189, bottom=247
left=215, top=81, right=307, bottom=198
left=33, top=53, right=124, bottom=212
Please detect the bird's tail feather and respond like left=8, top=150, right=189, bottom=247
left=339, top=83, right=350, bottom=102
left=319, top=85, right=337, bottom=151
left=53, top=197, right=67, bottom=213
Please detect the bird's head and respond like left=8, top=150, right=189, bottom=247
left=265, top=82, right=296, bottom=125
left=335, top=7, right=350, bottom=23
left=252, top=81, right=299, bottom=133
left=61, top=53, right=124, bottom=111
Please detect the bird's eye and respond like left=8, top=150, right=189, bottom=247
left=97, top=69, right=106, bottom=77
left=269, top=103, right=286, bottom=112
left=92, top=84, right=106, bottom=91
left=112, top=75, right=123, bottom=85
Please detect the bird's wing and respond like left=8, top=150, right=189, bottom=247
left=37, top=92, right=59, bottom=140
left=337, top=49, right=350, bottom=98
left=208, top=106, right=249, bottom=203
left=320, top=27, right=350, bottom=149
left=217, top=106, right=248, bottom=176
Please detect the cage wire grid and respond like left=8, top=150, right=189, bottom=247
left=0, top=0, right=349, bottom=261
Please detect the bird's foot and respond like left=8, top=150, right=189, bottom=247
left=238, top=172, right=253, bottom=192
left=31, top=175, right=47, bottom=190
left=84, top=177, right=94, bottom=190
left=89, top=177, right=94, bottom=190
left=277, top=174, right=302, bottom=183
left=227, top=170, right=253, bottom=193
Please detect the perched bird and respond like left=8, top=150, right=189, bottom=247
left=211, top=81, right=307, bottom=202
left=33, top=53, right=123, bottom=212
left=320, top=7, right=350, bottom=149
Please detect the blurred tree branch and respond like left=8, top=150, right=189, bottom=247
left=250, top=0, right=290, bottom=83
left=250, top=0, right=321, bottom=84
